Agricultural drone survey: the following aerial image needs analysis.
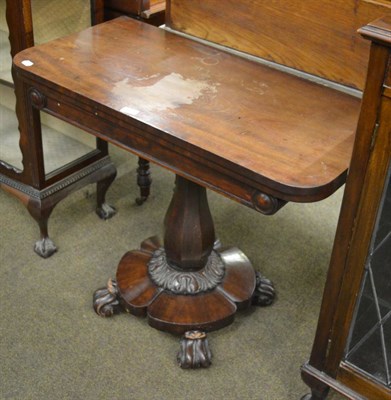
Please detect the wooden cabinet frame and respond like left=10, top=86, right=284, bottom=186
left=301, top=18, right=391, bottom=400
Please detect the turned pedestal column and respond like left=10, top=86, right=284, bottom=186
left=93, top=176, right=275, bottom=368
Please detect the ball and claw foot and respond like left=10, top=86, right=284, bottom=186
left=177, top=331, right=212, bottom=369
left=34, top=237, right=57, bottom=258
left=96, top=203, right=117, bottom=220
left=252, top=271, right=276, bottom=306
left=93, top=279, right=122, bottom=317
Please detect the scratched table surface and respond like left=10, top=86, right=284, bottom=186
left=14, top=17, right=361, bottom=200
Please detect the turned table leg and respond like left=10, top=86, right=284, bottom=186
left=135, top=158, right=151, bottom=205
left=94, top=175, right=275, bottom=368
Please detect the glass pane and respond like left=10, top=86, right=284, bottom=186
left=372, top=234, right=391, bottom=317
left=347, top=327, right=388, bottom=384
left=0, top=95, right=23, bottom=169
left=347, top=273, right=378, bottom=351
left=40, top=112, right=96, bottom=174
left=345, top=164, right=391, bottom=388
left=0, top=2, right=23, bottom=169
left=375, top=177, right=391, bottom=248
left=31, top=0, right=91, bottom=44
left=0, top=1, right=12, bottom=84
left=30, top=1, right=96, bottom=174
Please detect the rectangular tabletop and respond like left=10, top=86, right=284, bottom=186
left=13, top=17, right=361, bottom=203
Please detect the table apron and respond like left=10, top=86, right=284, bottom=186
left=21, top=77, right=298, bottom=213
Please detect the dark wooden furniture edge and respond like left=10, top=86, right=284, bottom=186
left=358, top=15, right=391, bottom=46
left=338, top=362, right=391, bottom=400
left=302, top=361, right=391, bottom=400
left=301, top=363, right=366, bottom=400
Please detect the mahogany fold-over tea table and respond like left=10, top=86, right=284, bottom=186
left=13, top=17, right=360, bottom=368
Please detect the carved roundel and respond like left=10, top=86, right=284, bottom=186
left=251, top=191, right=286, bottom=215
left=148, top=248, right=225, bottom=295
left=29, top=88, right=47, bottom=109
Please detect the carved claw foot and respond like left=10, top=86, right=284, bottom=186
left=96, top=203, right=117, bottom=220
left=34, top=237, right=57, bottom=258
left=177, top=331, right=212, bottom=369
left=252, top=271, right=276, bottom=306
left=93, top=279, right=122, bottom=317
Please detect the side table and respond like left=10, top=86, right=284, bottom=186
left=1, top=0, right=117, bottom=258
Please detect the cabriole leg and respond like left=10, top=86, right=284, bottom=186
left=27, top=198, right=57, bottom=258
left=96, top=162, right=117, bottom=219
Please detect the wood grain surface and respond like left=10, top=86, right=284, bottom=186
left=167, top=0, right=391, bottom=90
left=14, top=17, right=360, bottom=201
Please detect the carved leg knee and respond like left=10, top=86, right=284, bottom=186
left=27, top=202, right=58, bottom=258
left=96, top=166, right=117, bottom=220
